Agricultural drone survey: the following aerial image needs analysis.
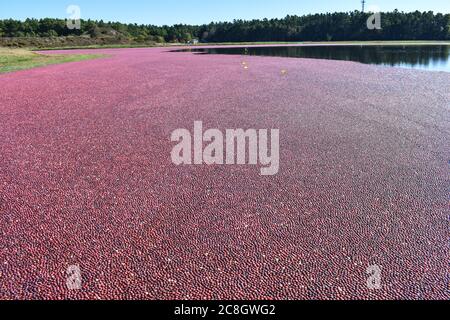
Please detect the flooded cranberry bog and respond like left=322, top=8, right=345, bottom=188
left=0, top=46, right=449, bottom=299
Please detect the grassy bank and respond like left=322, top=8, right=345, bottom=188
left=0, top=48, right=105, bottom=73
left=37, top=43, right=168, bottom=51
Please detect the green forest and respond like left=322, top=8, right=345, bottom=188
left=1, top=10, right=449, bottom=47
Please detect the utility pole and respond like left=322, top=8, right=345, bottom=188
left=362, top=0, right=366, bottom=12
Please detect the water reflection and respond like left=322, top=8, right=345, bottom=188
left=180, top=45, right=450, bottom=72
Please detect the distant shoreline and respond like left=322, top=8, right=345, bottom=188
left=30, top=40, right=450, bottom=51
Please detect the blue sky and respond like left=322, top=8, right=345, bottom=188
left=1, top=0, right=449, bottom=25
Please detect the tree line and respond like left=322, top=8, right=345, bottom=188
left=0, top=10, right=449, bottom=43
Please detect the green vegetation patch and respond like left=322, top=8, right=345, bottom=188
left=0, top=11, right=449, bottom=49
left=0, top=48, right=105, bottom=73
